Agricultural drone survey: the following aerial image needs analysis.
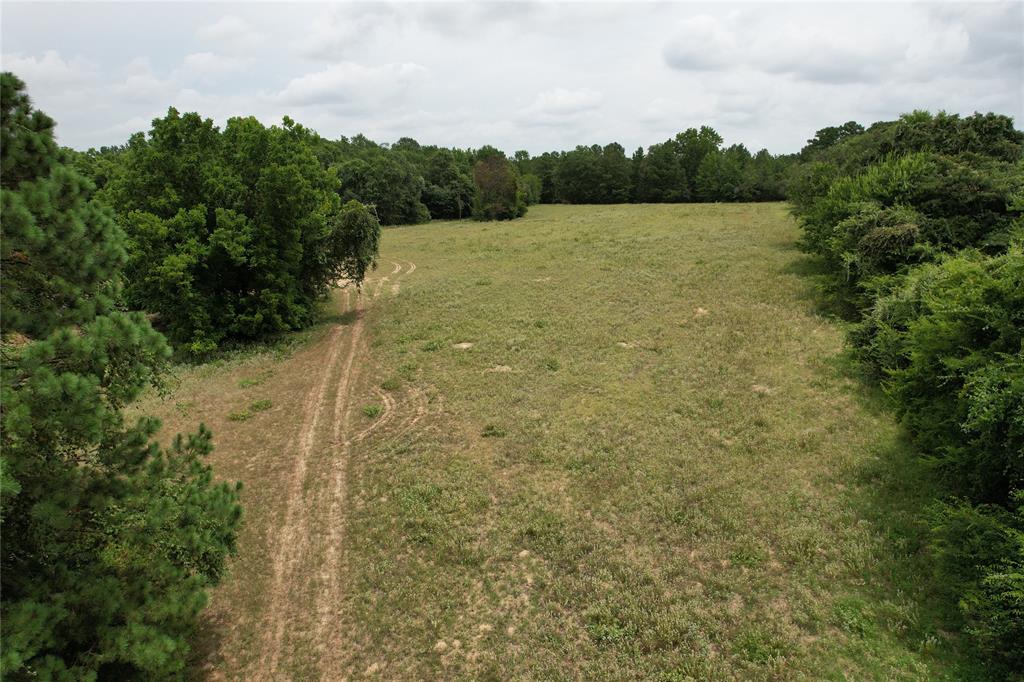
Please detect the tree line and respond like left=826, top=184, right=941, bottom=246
left=790, top=110, right=1023, bottom=676
left=519, top=126, right=793, bottom=205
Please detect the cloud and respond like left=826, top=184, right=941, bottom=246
left=275, top=62, right=427, bottom=113
left=298, top=5, right=400, bottom=61
left=663, top=5, right=976, bottom=85
left=1, top=50, right=96, bottom=89
left=196, top=15, right=263, bottom=54
left=177, top=52, right=249, bottom=83
left=2, top=1, right=1019, bottom=154
left=112, top=58, right=174, bottom=103
left=526, top=88, right=603, bottom=117
left=663, top=15, right=738, bottom=71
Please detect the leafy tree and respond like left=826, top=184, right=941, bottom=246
left=801, top=120, right=865, bottom=158
left=695, top=144, right=750, bottom=201
left=519, top=173, right=542, bottom=205
left=797, top=151, right=1021, bottom=309
left=675, top=126, right=724, bottom=196
left=852, top=249, right=1024, bottom=674
left=1, top=72, right=242, bottom=679
left=555, top=145, right=603, bottom=203
left=472, top=148, right=526, bottom=220
left=629, top=147, right=645, bottom=202
left=635, top=141, right=687, bottom=202
left=532, top=152, right=561, bottom=204
left=598, top=142, right=632, bottom=203
left=99, top=109, right=380, bottom=353
left=742, top=149, right=791, bottom=201
left=336, top=154, right=429, bottom=226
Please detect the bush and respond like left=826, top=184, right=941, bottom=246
left=796, top=110, right=1024, bottom=675
left=797, top=153, right=1021, bottom=311
left=930, top=497, right=1023, bottom=675
left=853, top=249, right=1023, bottom=502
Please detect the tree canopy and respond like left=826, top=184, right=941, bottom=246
left=98, top=109, right=381, bottom=354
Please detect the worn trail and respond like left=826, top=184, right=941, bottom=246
left=246, top=261, right=420, bottom=680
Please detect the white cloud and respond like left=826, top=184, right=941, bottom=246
left=112, top=58, right=174, bottom=103
left=195, top=15, right=263, bottom=54
left=177, top=52, right=250, bottom=83
left=298, top=4, right=400, bottom=61
left=1, top=50, right=96, bottom=89
left=0, top=2, right=1019, bottom=153
left=663, top=5, right=977, bottom=85
left=276, top=62, right=427, bottom=113
left=526, top=88, right=604, bottom=117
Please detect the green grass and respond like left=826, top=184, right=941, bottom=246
left=250, top=398, right=273, bottom=412
left=339, top=204, right=983, bottom=679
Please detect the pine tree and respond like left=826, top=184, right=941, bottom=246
left=1, top=72, right=242, bottom=679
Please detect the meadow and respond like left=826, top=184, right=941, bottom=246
left=136, top=203, right=983, bottom=680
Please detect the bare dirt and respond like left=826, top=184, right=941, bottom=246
left=154, top=261, right=424, bottom=680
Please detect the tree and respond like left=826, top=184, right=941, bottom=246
left=555, top=145, right=602, bottom=203
left=635, top=141, right=687, bottom=202
left=629, top=146, right=645, bottom=202
left=99, top=109, right=380, bottom=353
left=337, top=153, right=429, bottom=226
left=598, top=142, right=632, bottom=203
left=675, top=126, right=723, bottom=196
left=421, top=149, right=474, bottom=220
left=801, top=120, right=865, bottom=158
left=472, top=148, right=526, bottom=220
left=1, top=72, right=242, bottom=679
left=741, top=149, right=790, bottom=201
left=695, top=144, right=750, bottom=202
left=519, top=173, right=542, bottom=205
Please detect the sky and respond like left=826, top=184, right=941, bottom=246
left=2, top=1, right=1022, bottom=155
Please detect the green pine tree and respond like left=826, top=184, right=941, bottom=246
left=1, top=72, right=242, bottom=679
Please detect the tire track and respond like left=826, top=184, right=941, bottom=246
left=352, top=387, right=396, bottom=444
left=312, top=258, right=417, bottom=677
left=257, top=323, right=349, bottom=679
left=254, top=257, right=420, bottom=679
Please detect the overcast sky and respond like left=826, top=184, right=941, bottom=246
left=2, top=1, right=1021, bottom=154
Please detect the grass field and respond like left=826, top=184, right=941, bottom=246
left=138, top=203, right=982, bottom=680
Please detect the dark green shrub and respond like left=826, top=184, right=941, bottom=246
left=797, top=152, right=1021, bottom=312
left=854, top=249, right=1023, bottom=502
left=930, top=497, right=1023, bottom=675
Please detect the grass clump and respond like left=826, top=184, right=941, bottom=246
left=249, top=399, right=272, bottom=412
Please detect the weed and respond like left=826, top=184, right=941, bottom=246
left=832, top=597, right=875, bottom=638
left=362, top=404, right=383, bottom=419
left=481, top=423, right=506, bottom=438
left=250, top=399, right=272, bottom=412
left=227, top=410, right=251, bottom=422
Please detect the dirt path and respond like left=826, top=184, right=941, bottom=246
left=243, top=261, right=417, bottom=680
